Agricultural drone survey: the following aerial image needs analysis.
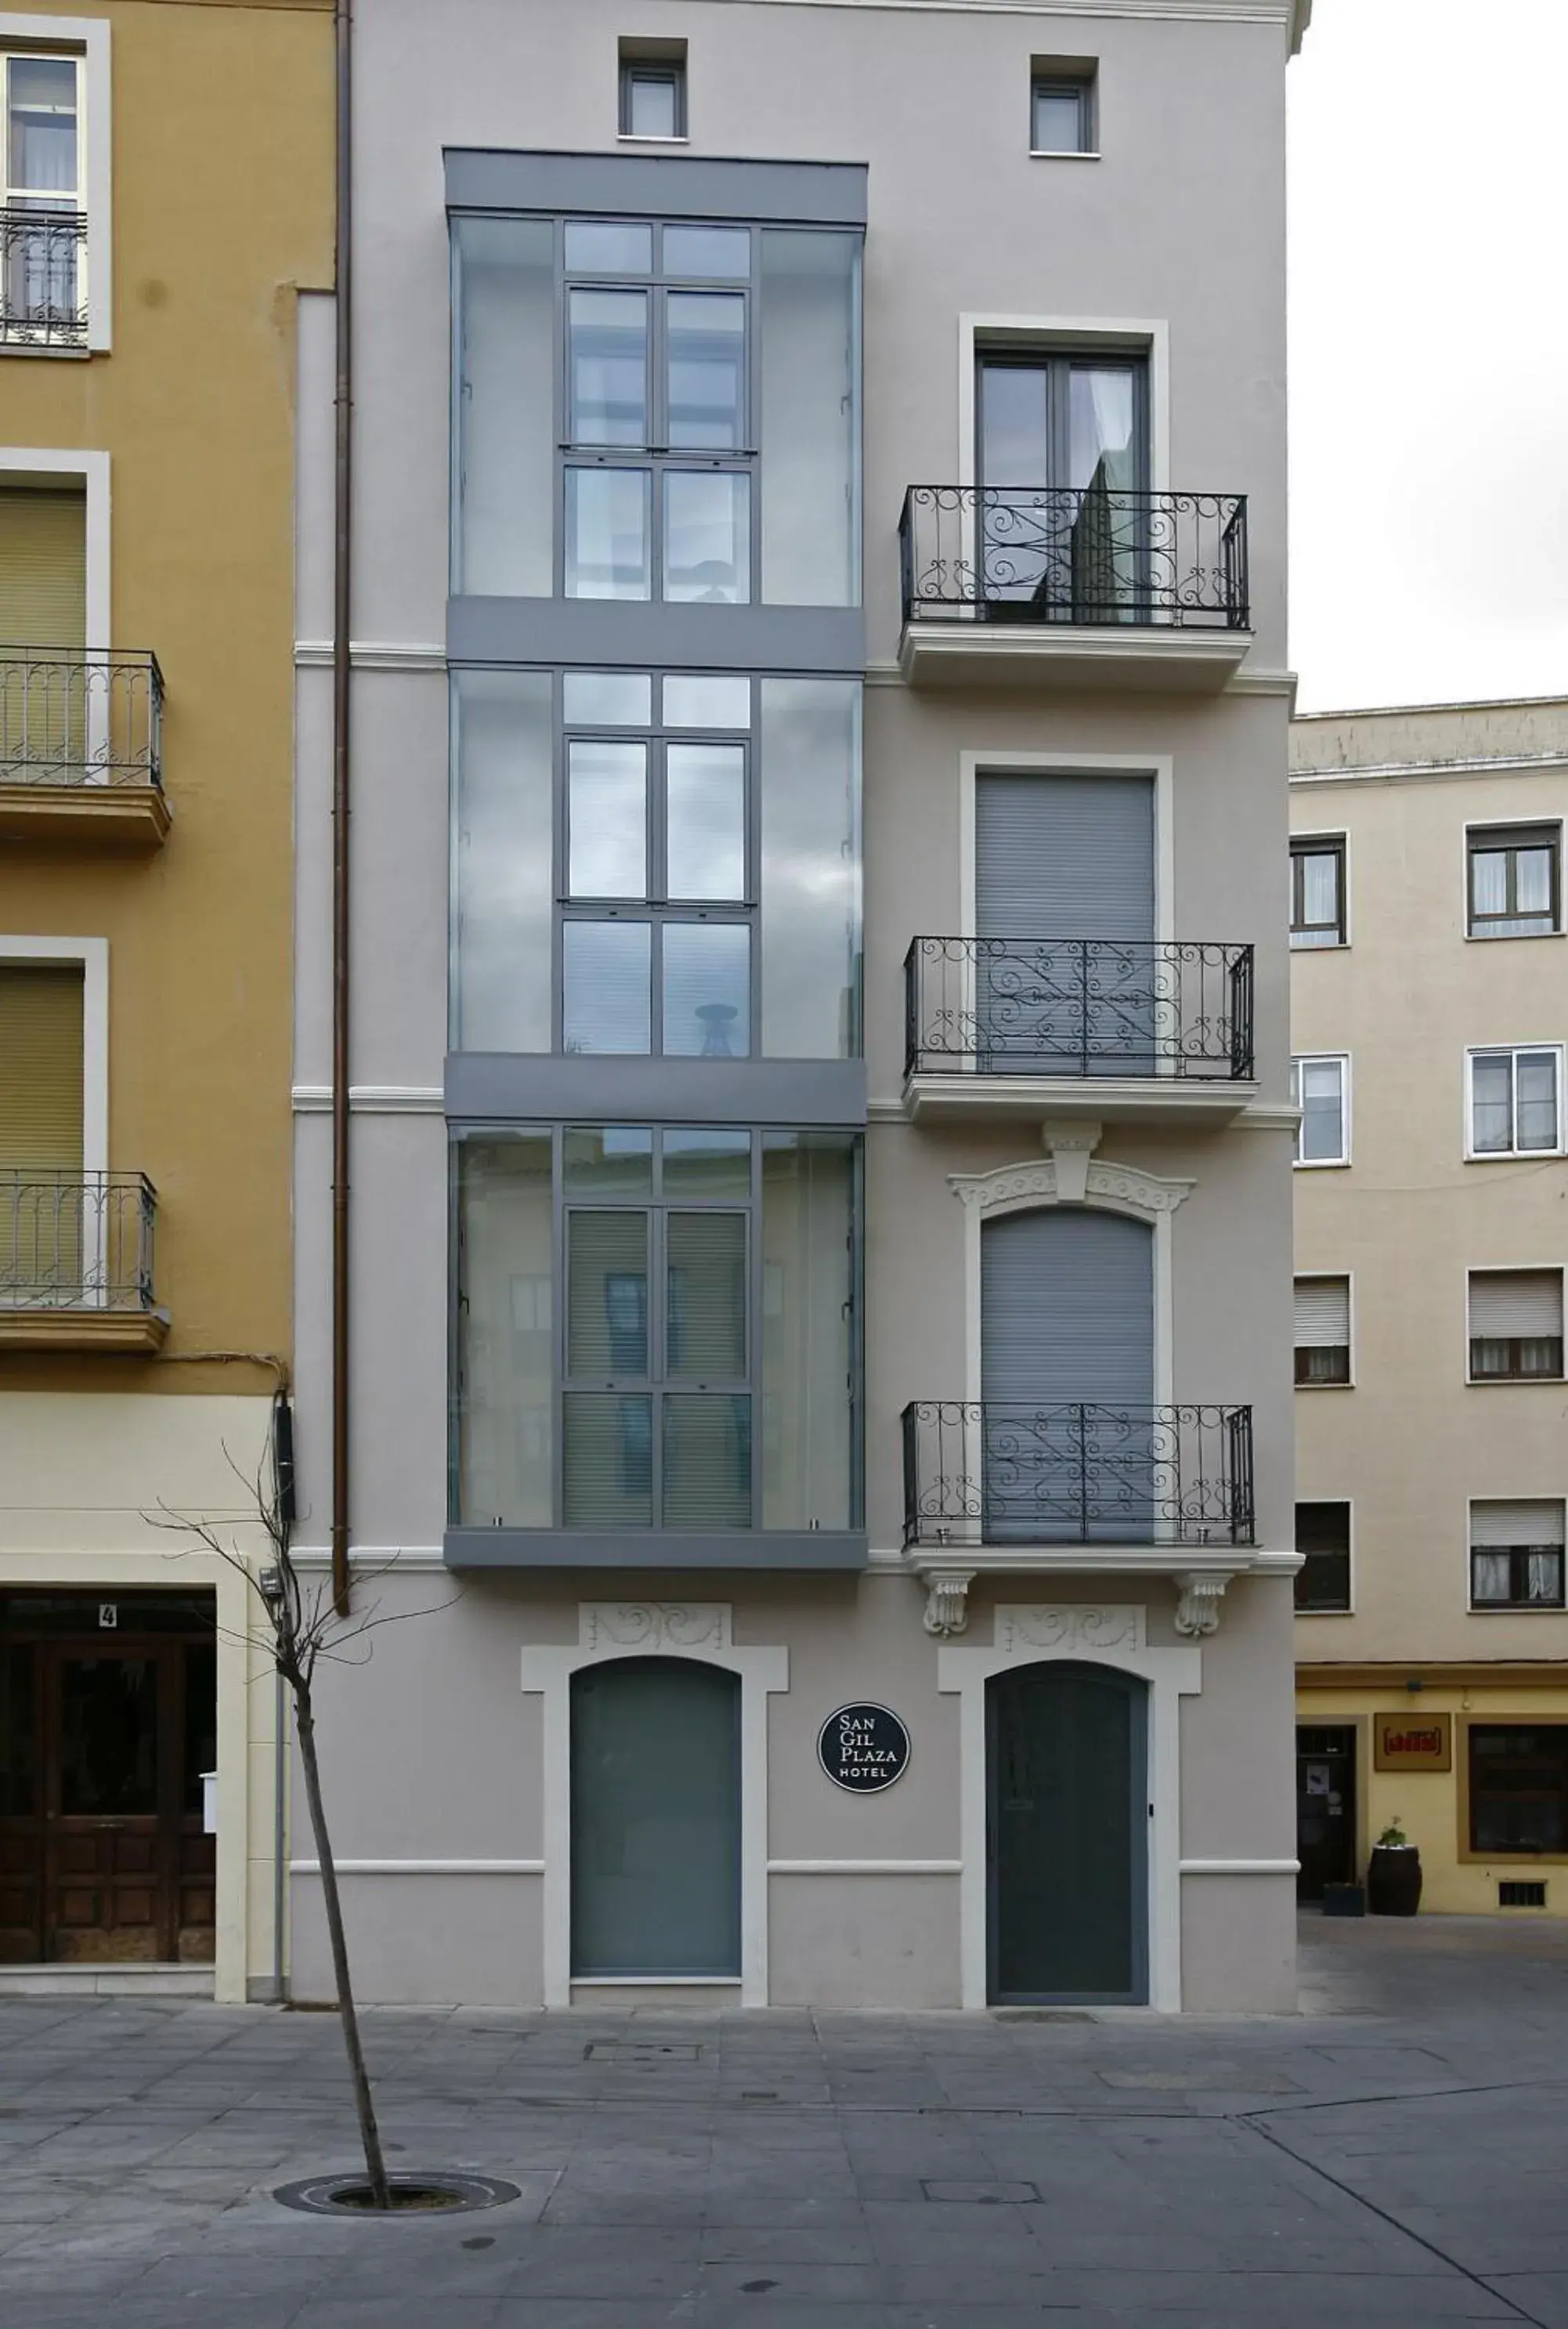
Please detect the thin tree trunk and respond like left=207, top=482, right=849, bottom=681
left=294, top=1682, right=391, bottom=2208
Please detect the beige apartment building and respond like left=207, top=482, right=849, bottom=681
left=1292, top=696, right=1568, bottom=1914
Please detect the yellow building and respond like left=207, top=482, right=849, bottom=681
left=1292, top=698, right=1568, bottom=1916
left=0, top=1, right=332, bottom=1998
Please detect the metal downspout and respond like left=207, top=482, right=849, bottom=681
left=331, top=0, right=353, bottom=1618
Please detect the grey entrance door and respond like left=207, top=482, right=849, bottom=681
left=988, top=1662, right=1148, bottom=2003
left=981, top=1207, right=1155, bottom=1542
left=974, top=773, right=1155, bottom=1074
left=569, top=1657, right=741, bottom=1978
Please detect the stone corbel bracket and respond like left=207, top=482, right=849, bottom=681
left=921, top=1568, right=976, bottom=1637
left=1173, top=1571, right=1232, bottom=1636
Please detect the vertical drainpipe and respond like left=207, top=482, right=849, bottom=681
left=331, top=0, right=354, bottom=1618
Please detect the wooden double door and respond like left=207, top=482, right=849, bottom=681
left=0, top=1606, right=215, bottom=1965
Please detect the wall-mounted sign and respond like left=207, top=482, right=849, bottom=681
left=98, top=1604, right=117, bottom=1630
left=1373, top=1712, right=1451, bottom=1772
left=818, top=1702, right=910, bottom=1794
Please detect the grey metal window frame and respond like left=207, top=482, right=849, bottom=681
left=449, top=1122, right=865, bottom=1535
left=558, top=218, right=759, bottom=606
left=1290, top=835, right=1346, bottom=947
left=976, top=346, right=1150, bottom=494
left=1467, top=822, right=1562, bottom=939
left=1029, top=74, right=1096, bottom=154
left=448, top=664, right=864, bottom=1070
left=556, top=677, right=760, bottom=1060
left=620, top=58, right=688, bottom=140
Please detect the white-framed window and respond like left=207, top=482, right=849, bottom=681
left=1291, top=1053, right=1349, bottom=1166
left=0, top=20, right=109, bottom=352
left=1469, top=1499, right=1566, bottom=1611
left=1467, top=1045, right=1564, bottom=1159
left=1290, top=832, right=1346, bottom=948
left=1468, top=1268, right=1564, bottom=1383
left=1295, top=1274, right=1351, bottom=1386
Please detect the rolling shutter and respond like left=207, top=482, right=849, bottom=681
left=0, top=488, right=87, bottom=649
left=981, top=1208, right=1154, bottom=1409
left=1470, top=1271, right=1563, bottom=1339
left=1295, top=1277, right=1350, bottom=1347
left=1472, top=1500, right=1565, bottom=1549
left=976, top=772, right=1154, bottom=942
left=0, top=964, right=85, bottom=1170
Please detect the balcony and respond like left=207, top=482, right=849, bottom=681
left=901, top=1401, right=1255, bottom=1555
left=902, top=937, right=1255, bottom=1124
left=0, top=652, right=168, bottom=848
left=1, top=206, right=87, bottom=350
left=0, top=1173, right=168, bottom=1351
left=898, top=486, right=1252, bottom=690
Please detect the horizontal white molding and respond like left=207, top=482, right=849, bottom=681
left=731, top=2, right=1292, bottom=29
left=866, top=663, right=1295, bottom=696
left=1179, top=1858, right=1299, bottom=1876
left=289, top=1547, right=445, bottom=1569
left=295, top=640, right=446, bottom=671
left=867, top=1098, right=1300, bottom=1130
left=767, top=1859, right=961, bottom=1876
left=290, top=1859, right=543, bottom=1876
left=292, top=1085, right=443, bottom=1114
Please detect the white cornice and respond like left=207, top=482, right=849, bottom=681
left=677, top=0, right=1293, bottom=22
left=1291, top=752, right=1568, bottom=790
left=294, top=640, right=446, bottom=671
left=292, top=1085, right=443, bottom=1114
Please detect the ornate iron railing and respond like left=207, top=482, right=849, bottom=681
left=899, top=486, right=1249, bottom=629
left=1, top=206, right=87, bottom=348
left=901, top=1401, right=1255, bottom=1549
left=905, top=937, right=1254, bottom=1081
left=0, top=650, right=164, bottom=787
left=0, top=1172, right=158, bottom=1310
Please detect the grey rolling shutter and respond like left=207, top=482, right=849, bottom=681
left=981, top=1209, right=1154, bottom=1409
left=1295, top=1277, right=1350, bottom=1347
left=1470, top=1272, right=1563, bottom=1338
left=1472, top=1500, right=1565, bottom=1549
left=976, top=772, right=1154, bottom=941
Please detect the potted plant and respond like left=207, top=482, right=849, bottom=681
left=1367, top=1817, right=1423, bottom=1916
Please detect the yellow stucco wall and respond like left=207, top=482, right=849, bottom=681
left=0, top=0, right=333, bottom=1394
left=1299, top=1683, right=1568, bottom=1916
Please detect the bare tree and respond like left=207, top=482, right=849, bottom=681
left=152, top=1400, right=453, bottom=2211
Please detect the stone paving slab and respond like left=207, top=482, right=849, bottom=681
left=1, top=1916, right=1567, bottom=2324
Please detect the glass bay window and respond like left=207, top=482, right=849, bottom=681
left=453, top=1125, right=862, bottom=1533
left=453, top=213, right=860, bottom=608
left=451, top=668, right=861, bottom=1061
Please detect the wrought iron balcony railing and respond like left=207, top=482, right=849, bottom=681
left=0, top=651, right=164, bottom=787
left=905, top=937, right=1255, bottom=1081
left=1, top=206, right=87, bottom=348
left=901, top=1401, right=1255, bottom=1550
left=899, top=486, right=1249, bottom=630
left=0, top=1172, right=158, bottom=1311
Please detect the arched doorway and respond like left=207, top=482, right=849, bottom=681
left=986, top=1661, right=1148, bottom=2003
left=569, top=1656, right=741, bottom=1980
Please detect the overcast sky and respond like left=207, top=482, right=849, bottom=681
left=1288, top=0, right=1568, bottom=711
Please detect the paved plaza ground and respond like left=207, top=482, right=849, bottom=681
left=3, top=1914, right=1568, bottom=2327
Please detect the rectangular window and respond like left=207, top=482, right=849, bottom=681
left=1295, top=1502, right=1351, bottom=1612
left=977, top=349, right=1147, bottom=617
left=1468, top=1047, right=1563, bottom=1158
left=1295, top=1275, right=1350, bottom=1386
left=1291, top=1054, right=1349, bottom=1166
left=1469, top=823, right=1560, bottom=939
left=453, top=1126, right=861, bottom=1532
left=1468, top=1270, right=1564, bottom=1382
left=1030, top=60, right=1097, bottom=154
left=619, top=45, right=687, bottom=139
left=1469, top=1502, right=1566, bottom=1611
left=1290, top=836, right=1346, bottom=948
left=451, top=669, right=862, bottom=1063
left=1469, top=1725, right=1568, bottom=1853
left=2, top=51, right=83, bottom=345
